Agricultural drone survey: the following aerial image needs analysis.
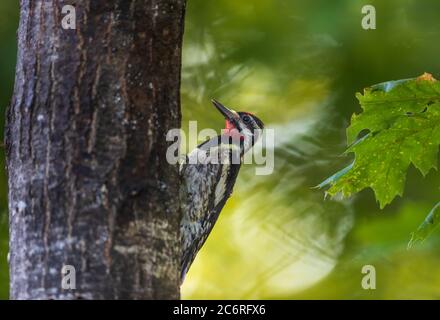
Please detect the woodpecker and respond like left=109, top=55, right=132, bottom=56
left=180, top=99, right=264, bottom=283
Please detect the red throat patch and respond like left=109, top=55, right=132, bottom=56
left=224, top=120, right=244, bottom=140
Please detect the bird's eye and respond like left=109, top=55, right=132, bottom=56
left=242, top=115, right=251, bottom=123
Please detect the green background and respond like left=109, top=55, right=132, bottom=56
left=1, top=0, right=440, bottom=299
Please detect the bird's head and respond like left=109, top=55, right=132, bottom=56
left=211, top=99, right=264, bottom=152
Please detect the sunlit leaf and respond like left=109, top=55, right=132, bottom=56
left=321, top=73, right=440, bottom=208
left=348, top=72, right=439, bottom=144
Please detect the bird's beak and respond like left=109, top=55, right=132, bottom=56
left=211, top=99, right=239, bottom=124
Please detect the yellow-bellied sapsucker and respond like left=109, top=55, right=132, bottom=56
left=180, top=99, right=264, bottom=282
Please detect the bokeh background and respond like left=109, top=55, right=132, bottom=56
left=1, top=0, right=440, bottom=299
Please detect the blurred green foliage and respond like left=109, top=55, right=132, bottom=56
left=180, top=0, right=440, bottom=299
left=0, top=0, right=19, bottom=300
left=1, top=0, right=440, bottom=299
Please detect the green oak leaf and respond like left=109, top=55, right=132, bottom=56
left=348, top=73, right=440, bottom=144
left=315, top=161, right=354, bottom=191
left=319, top=73, right=440, bottom=208
left=408, top=201, right=440, bottom=249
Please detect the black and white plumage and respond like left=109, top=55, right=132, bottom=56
left=180, top=99, right=264, bottom=283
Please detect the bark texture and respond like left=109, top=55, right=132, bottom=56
left=6, top=0, right=186, bottom=299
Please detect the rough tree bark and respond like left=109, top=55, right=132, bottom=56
left=5, top=0, right=186, bottom=299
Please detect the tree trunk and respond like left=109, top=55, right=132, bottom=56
left=5, top=0, right=186, bottom=299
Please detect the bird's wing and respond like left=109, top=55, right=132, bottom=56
left=180, top=139, right=241, bottom=282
